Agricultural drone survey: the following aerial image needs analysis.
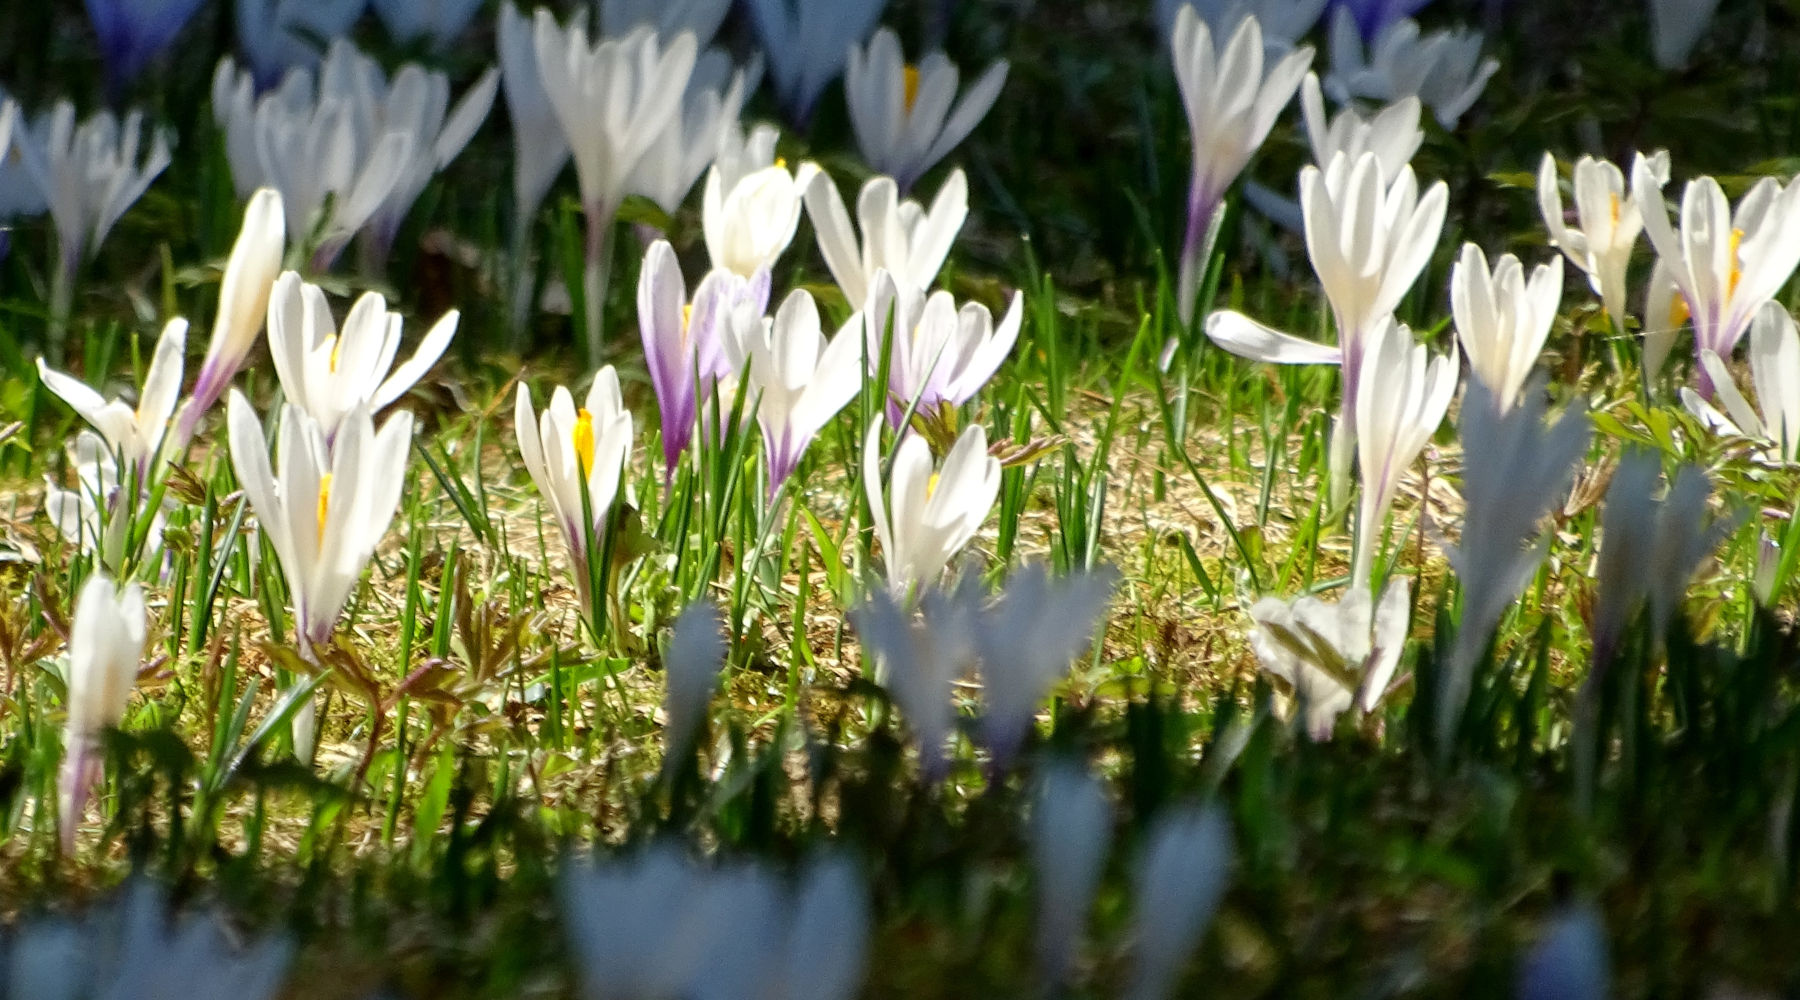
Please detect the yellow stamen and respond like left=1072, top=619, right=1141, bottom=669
left=1669, top=293, right=1690, bottom=331
left=573, top=409, right=596, bottom=476
left=926, top=471, right=941, bottom=499
left=1729, top=227, right=1745, bottom=297
left=774, top=156, right=788, bottom=170
left=1608, top=192, right=1620, bottom=227
left=316, top=473, right=333, bottom=547
left=681, top=303, right=694, bottom=336
left=903, top=65, right=921, bottom=113
left=328, top=335, right=343, bottom=373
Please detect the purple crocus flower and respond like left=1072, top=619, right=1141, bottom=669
left=637, top=240, right=770, bottom=479
left=85, top=0, right=208, bottom=98
left=1330, top=0, right=1432, bottom=42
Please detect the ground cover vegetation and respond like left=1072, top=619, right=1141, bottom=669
left=0, top=0, right=1798, bottom=996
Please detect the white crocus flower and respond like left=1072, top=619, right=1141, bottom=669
left=533, top=11, right=696, bottom=352
left=1242, top=71, right=1421, bottom=234
left=1324, top=9, right=1497, bottom=128
left=57, top=572, right=147, bottom=854
left=371, top=0, right=484, bottom=49
left=843, top=28, right=1009, bottom=192
left=599, top=0, right=732, bottom=45
left=37, top=317, right=186, bottom=479
left=864, top=270, right=1022, bottom=426
left=514, top=368, right=634, bottom=621
left=744, top=0, right=887, bottom=124
left=1170, top=10, right=1313, bottom=324
left=176, top=187, right=286, bottom=451
left=727, top=291, right=863, bottom=495
left=14, top=101, right=171, bottom=273
left=1298, top=72, right=1421, bottom=178
left=1207, top=151, right=1446, bottom=501
left=714, top=120, right=781, bottom=193
left=702, top=159, right=821, bottom=281
left=1247, top=579, right=1411, bottom=739
left=234, top=0, right=366, bottom=85
left=1632, top=157, right=1800, bottom=398
left=1537, top=150, right=1670, bottom=332
left=314, top=38, right=499, bottom=255
left=265, top=272, right=458, bottom=439
left=863, top=419, right=1001, bottom=598
left=211, top=56, right=412, bottom=269
left=44, top=432, right=167, bottom=570
left=1156, top=0, right=1328, bottom=50
left=498, top=2, right=569, bottom=233
left=1682, top=302, right=1800, bottom=464
left=1439, top=378, right=1590, bottom=745
left=1126, top=804, right=1234, bottom=1000
left=626, top=62, right=753, bottom=217
left=1352, top=319, right=1456, bottom=584
left=804, top=167, right=967, bottom=308
left=1450, top=244, right=1563, bottom=412
left=1649, top=0, right=1721, bottom=69
left=226, top=390, right=414, bottom=654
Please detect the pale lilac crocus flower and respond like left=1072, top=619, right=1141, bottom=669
left=637, top=240, right=770, bottom=477
left=864, top=269, right=1021, bottom=426
left=725, top=290, right=863, bottom=496
left=235, top=0, right=367, bottom=87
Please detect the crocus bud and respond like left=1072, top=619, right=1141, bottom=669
left=176, top=187, right=285, bottom=450
left=58, top=573, right=147, bottom=853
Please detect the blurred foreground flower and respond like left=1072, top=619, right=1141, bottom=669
left=863, top=420, right=1001, bottom=599
left=1632, top=157, right=1800, bottom=397
left=1683, top=303, right=1800, bottom=464
left=804, top=167, right=967, bottom=307
left=1170, top=10, right=1313, bottom=324
left=1517, top=904, right=1610, bottom=1000
left=514, top=368, right=634, bottom=630
left=534, top=10, right=695, bottom=355
left=844, top=28, right=1008, bottom=192
left=1438, top=377, right=1589, bottom=746
left=746, top=0, right=887, bottom=124
left=725, top=290, right=862, bottom=496
left=1248, top=580, right=1410, bottom=738
left=0, top=880, right=292, bottom=999
left=265, top=272, right=459, bottom=438
left=864, top=269, right=1021, bottom=427
left=1591, top=453, right=1733, bottom=665
left=57, top=573, right=146, bottom=853
left=561, top=847, right=869, bottom=1000
left=1126, top=804, right=1234, bottom=1000
left=1031, top=762, right=1113, bottom=987
left=1538, top=150, right=1669, bottom=334
left=662, top=599, right=727, bottom=770
left=1450, top=244, right=1563, bottom=412
left=1324, top=9, right=1496, bottom=128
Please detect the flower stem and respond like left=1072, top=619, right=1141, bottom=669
left=582, top=205, right=616, bottom=367
left=47, top=252, right=75, bottom=367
